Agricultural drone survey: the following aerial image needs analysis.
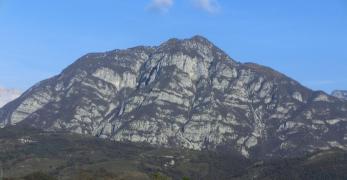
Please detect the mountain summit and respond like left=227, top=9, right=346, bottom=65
left=1, top=36, right=347, bottom=158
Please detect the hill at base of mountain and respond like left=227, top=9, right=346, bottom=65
left=0, top=126, right=347, bottom=180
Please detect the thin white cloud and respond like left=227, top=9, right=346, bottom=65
left=146, top=0, right=221, bottom=14
left=147, top=0, right=174, bottom=13
left=193, top=0, right=221, bottom=14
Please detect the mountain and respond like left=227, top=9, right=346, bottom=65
left=332, top=90, right=347, bottom=100
left=1, top=36, right=347, bottom=159
left=0, top=87, right=21, bottom=108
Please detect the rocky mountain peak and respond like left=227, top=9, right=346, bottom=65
left=159, top=35, right=234, bottom=63
left=162, top=35, right=212, bottom=47
left=183, top=35, right=216, bottom=47
left=1, top=36, right=347, bottom=159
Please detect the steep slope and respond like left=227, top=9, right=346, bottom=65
left=332, top=90, right=347, bottom=100
left=1, top=36, right=347, bottom=159
left=0, top=87, right=21, bottom=108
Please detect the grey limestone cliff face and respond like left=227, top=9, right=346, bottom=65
left=1, top=36, right=347, bottom=158
left=332, top=90, right=347, bottom=100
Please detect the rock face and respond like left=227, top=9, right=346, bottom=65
left=332, top=90, right=347, bottom=100
left=1, top=36, right=347, bottom=158
left=0, top=87, right=21, bottom=108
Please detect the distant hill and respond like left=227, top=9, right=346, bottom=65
left=0, top=87, right=21, bottom=107
left=332, top=90, right=347, bottom=100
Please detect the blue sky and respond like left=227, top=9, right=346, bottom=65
left=0, top=0, right=346, bottom=93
